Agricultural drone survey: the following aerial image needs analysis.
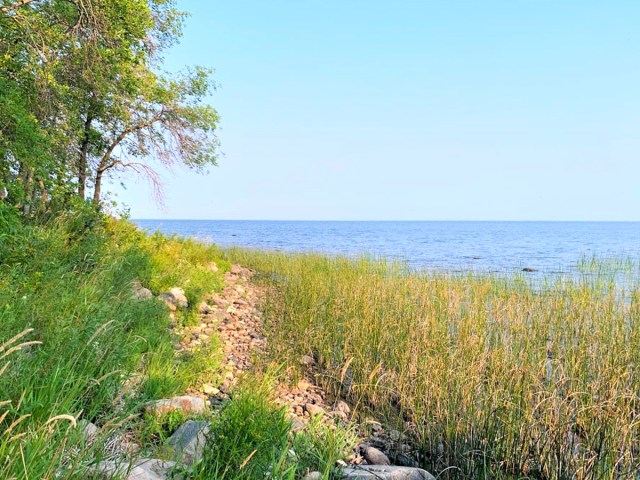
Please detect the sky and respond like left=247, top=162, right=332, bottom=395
left=115, top=1, right=640, bottom=221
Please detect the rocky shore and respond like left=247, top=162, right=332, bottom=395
left=86, top=264, right=435, bottom=479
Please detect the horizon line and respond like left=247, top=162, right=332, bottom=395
left=131, top=218, right=640, bottom=223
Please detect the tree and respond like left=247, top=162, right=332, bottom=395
left=90, top=67, right=219, bottom=205
left=0, top=0, right=219, bottom=211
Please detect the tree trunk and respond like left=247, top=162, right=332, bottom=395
left=92, top=169, right=103, bottom=206
left=78, top=112, right=93, bottom=199
left=21, top=167, right=34, bottom=216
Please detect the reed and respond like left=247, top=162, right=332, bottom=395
left=227, top=248, right=640, bottom=479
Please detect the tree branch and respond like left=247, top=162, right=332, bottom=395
left=0, top=0, right=37, bottom=14
left=97, top=108, right=165, bottom=174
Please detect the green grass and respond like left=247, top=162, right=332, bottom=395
left=0, top=205, right=227, bottom=478
left=192, top=375, right=355, bottom=480
left=227, top=248, right=640, bottom=479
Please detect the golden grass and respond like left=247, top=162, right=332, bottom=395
left=227, top=249, right=640, bottom=479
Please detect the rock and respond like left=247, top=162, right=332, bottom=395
left=169, top=287, right=188, bottom=308
left=158, top=293, right=177, bottom=311
left=158, top=287, right=188, bottom=310
left=290, top=418, right=305, bottom=431
left=129, top=459, right=176, bottom=480
left=356, top=444, right=390, bottom=465
left=305, top=403, right=325, bottom=417
left=304, top=472, right=323, bottom=480
left=230, top=264, right=243, bottom=274
left=299, top=355, right=315, bottom=367
left=198, top=302, right=212, bottom=314
left=297, top=379, right=312, bottom=391
left=88, top=459, right=175, bottom=480
left=340, top=466, right=435, bottom=480
left=133, top=287, right=153, bottom=300
left=333, top=410, right=348, bottom=421
left=207, top=262, right=219, bottom=272
left=522, top=267, right=538, bottom=272
left=78, top=419, right=99, bottom=442
left=335, top=400, right=351, bottom=415
left=394, top=453, right=419, bottom=468
left=202, top=384, right=219, bottom=395
left=167, top=420, right=209, bottom=465
left=145, top=396, right=206, bottom=416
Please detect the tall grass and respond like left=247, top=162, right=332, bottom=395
left=227, top=248, right=640, bottom=479
left=0, top=206, right=226, bottom=478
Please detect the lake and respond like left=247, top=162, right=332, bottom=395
left=133, top=220, right=640, bottom=277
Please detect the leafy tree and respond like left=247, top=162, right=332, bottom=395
left=0, top=0, right=219, bottom=211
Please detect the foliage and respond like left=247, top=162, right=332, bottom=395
left=228, top=248, right=640, bottom=479
left=0, top=215, right=225, bottom=478
left=192, top=375, right=354, bottom=480
left=0, top=0, right=219, bottom=213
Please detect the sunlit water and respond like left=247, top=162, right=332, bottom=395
left=133, top=220, right=640, bottom=281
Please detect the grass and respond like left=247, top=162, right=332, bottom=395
left=0, top=205, right=356, bottom=479
left=0, top=204, right=227, bottom=478
left=226, top=248, right=640, bottom=479
left=191, top=374, right=355, bottom=480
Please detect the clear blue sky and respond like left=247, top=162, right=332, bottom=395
left=116, top=1, right=640, bottom=221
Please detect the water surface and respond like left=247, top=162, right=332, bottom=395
left=134, top=220, right=640, bottom=277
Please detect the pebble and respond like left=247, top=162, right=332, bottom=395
left=305, top=403, right=325, bottom=417
left=145, top=396, right=206, bottom=416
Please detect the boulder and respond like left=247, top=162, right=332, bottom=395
left=145, top=395, right=206, bottom=416
left=340, top=465, right=435, bottom=480
left=167, top=420, right=209, bottom=465
left=304, top=472, right=323, bottom=480
left=158, top=287, right=188, bottom=310
left=356, top=444, right=390, bottom=465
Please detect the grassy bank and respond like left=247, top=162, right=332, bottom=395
left=0, top=207, right=356, bottom=479
left=227, top=248, right=640, bottom=479
left=0, top=204, right=229, bottom=478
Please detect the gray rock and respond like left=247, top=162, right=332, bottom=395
left=393, top=452, right=419, bottom=468
left=78, top=419, right=99, bottom=442
left=167, top=420, right=210, bottom=465
left=304, top=472, right=323, bottom=480
left=340, top=465, right=435, bottom=480
left=158, top=287, right=188, bottom=310
left=169, top=287, right=188, bottom=307
left=145, top=395, right=206, bottom=416
left=88, top=459, right=176, bottom=480
left=128, top=459, right=176, bottom=480
left=133, top=287, right=153, bottom=300
left=356, top=444, right=390, bottom=465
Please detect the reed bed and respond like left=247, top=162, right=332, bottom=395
left=227, top=248, right=640, bottom=479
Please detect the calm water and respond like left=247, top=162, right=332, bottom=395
left=134, top=220, right=640, bottom=276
